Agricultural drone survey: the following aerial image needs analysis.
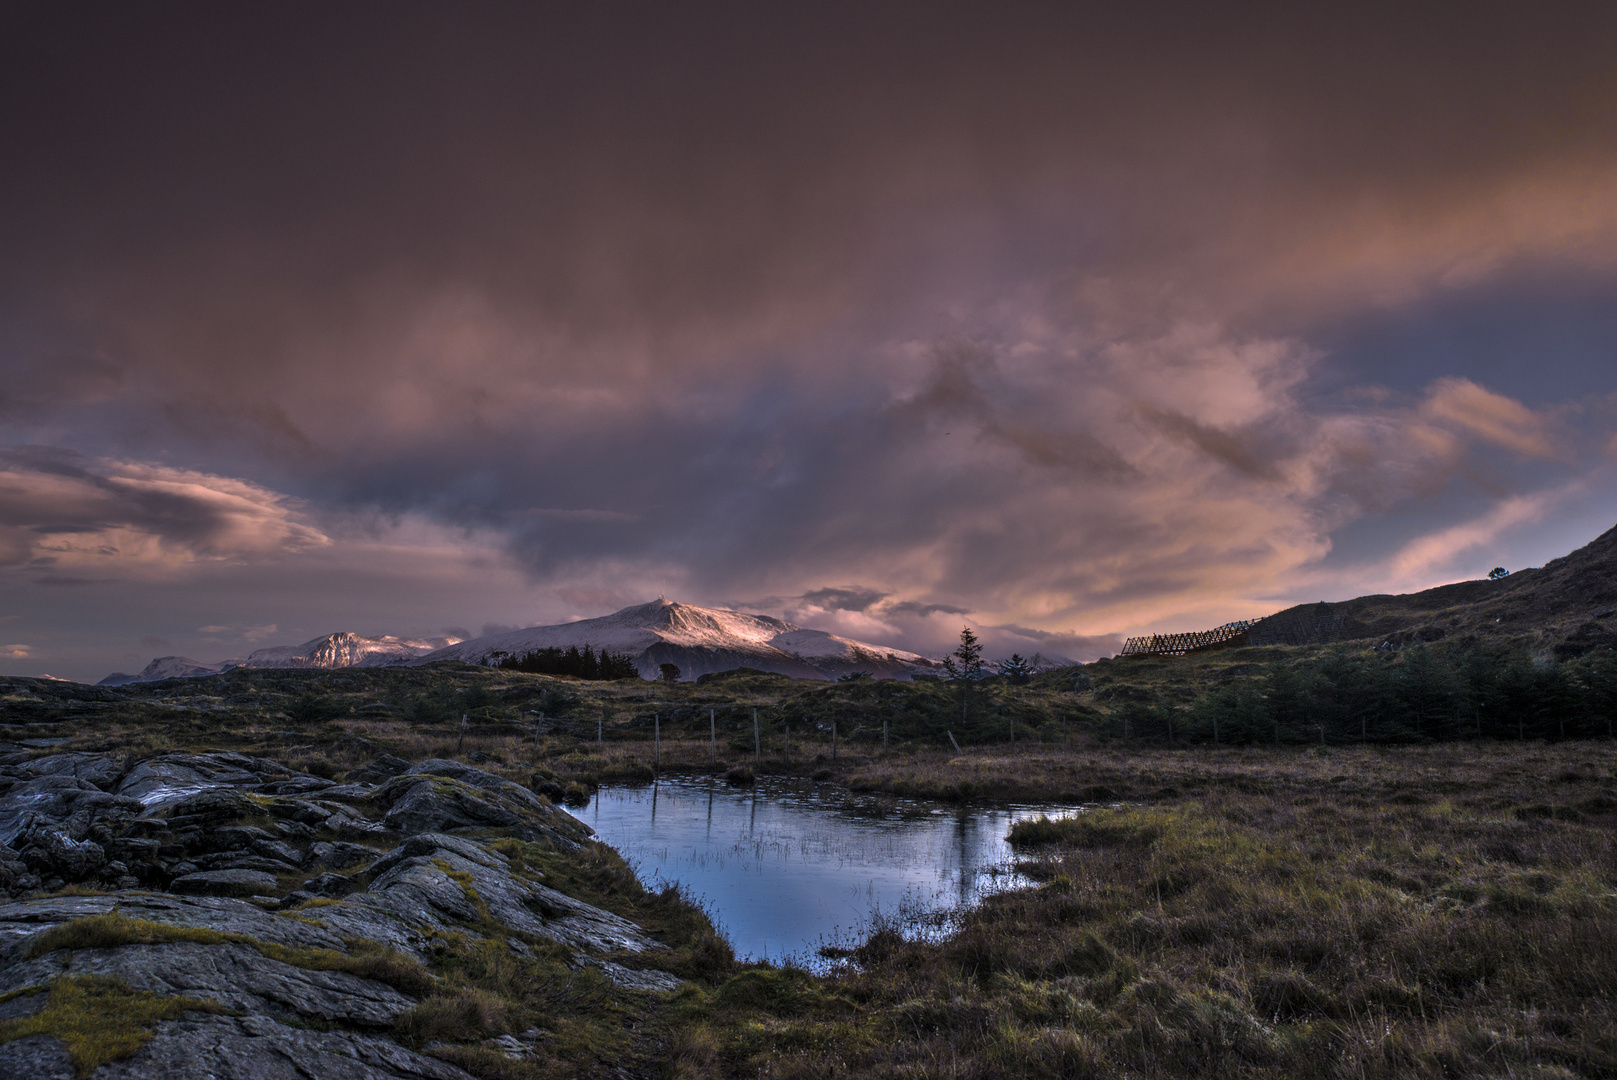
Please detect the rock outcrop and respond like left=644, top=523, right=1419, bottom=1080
left=0, top=749, right=681, bottom=1078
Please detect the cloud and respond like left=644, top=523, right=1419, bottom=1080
left=141, top=634, right=173, bottom=649
left=1419, top=377, right=1564, bottom=460
left=986, top=624, right=1126, bottom=663
left=886, top=601, right=973, bottom=618
left=4, top=7, right=1617, bottom=675
left=1387, top=489, right=1572, bottom=586
left=2, top=644, right=30, bottom=658
left=0, top=449, right=328, bottom=580
left=797, top=586, right=890, bottom=613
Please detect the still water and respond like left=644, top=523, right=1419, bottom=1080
left=567, top=774, right=1084, bottom=965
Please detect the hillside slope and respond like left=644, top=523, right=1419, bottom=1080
left=1253, top=523, right=1617, bottom=657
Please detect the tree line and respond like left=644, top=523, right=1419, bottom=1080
left=490, top=644, right=639, bottom=680
left=1113, top=644, right=1617, bottom=745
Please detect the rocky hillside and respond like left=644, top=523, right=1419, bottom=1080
left=1252, top=523, right=1617, bottom=658
left=0, top=749, right=693, bottom=1079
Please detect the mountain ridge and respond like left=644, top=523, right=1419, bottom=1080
left=414, top=598, right=943, bottom=681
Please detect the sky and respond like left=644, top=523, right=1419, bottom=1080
left=4, top=3, right=1617, bottom=681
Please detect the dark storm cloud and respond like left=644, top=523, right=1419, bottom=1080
left=887, top=602, right=973, bottom=618
left=799, top=587, right=891, bottom=613
left=4, top=3, right=1617, bottom=677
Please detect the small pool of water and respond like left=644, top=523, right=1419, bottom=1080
left=568, top=774, right=1087, bottom=965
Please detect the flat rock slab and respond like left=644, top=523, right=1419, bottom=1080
left=172, top=870, right=281, bottom=896
left=0, top=1035, right=74, bottom=1080
left=307, top=833, right=661, bottom=959
left=2, top=941, right=417, bottom=1027
left=91, top=1013, right=474, bottom=1080
left=0, top=893, right=348, bottom=963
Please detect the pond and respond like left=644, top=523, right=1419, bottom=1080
left=567, top=773, right=1087, bottom=965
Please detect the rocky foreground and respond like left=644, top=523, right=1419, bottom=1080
left=0, top=749, right=683, bottom=1078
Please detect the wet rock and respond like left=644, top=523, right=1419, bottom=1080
left=0, top=988, right=46, bottom=1021
left=199, top=855, right=298, bottom=874
left=254, top=776, right=335, bottom=796
left=171, top=869, right=281, bottom=896
left=0, top=770, right=144, bottom=847
left=0, top=893, right=347, bottom=961
left=111, top=837, right=162, bottom=864
left=2, top=941, right=418, bottom=1026
left=310, top=832, right=661, bottom=959
left=376, top=767, right=587, bottom=846
left=304, top=841, right=379, bottom=872
left=115, top=755, right=266, bottom=809
left=255, top=839, right=306, bottom=867
left=325, top=810, right=389, bottom=840
left=305, top=872, right=357, bottom=897
left=165, top=787, right=257, bottom=826
left=0, top=1035, right=74, bottom=1080
left=37, top=831, right=106, bottom=878
left=0, top=847, right=38, bottom=896
left=208, top=825, right=277, bottom=851
left=349, top=754, right=412, bottom=784
left=317, top=782, right=379, bottom=801
left=585, top=957, right=684, bottom=993
left=89, top=1013, right=474, bottom=1080
left=0, top=750, right=684, bottom=1078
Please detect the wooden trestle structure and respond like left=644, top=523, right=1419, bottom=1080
left=1120, top=620, right=1256, bottom=657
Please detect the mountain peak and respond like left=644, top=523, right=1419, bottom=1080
left=419, top=599, right=936, bottom=681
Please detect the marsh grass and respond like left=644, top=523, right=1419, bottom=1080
left=666, top=741, right=1617, bottom=1078
left=10, top=662, right=1616, bottom=1078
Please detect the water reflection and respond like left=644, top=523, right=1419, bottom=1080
left=568, top=774, right=1084, bottom=965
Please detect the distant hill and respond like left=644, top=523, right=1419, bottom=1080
left=1250, top=523, right=1617, bottom=658
left=97, top=655, right=222, bottom=686
left=97, top=632, right=453, bottom=685
left=417, top=598, right=942, bottom=681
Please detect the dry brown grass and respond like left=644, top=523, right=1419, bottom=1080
left=669, top=739, right=1617, bottom=1079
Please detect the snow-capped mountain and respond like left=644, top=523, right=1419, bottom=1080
left=238, top=631, right=452, bottom=670
left=97, top=632, right=455, bottom=685
left=416, top=598, right=941, bottom=681
left=97, top=656, right=223, bottom=686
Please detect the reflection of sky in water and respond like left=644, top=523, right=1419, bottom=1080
left=568, top=774, right=1083, bottom=965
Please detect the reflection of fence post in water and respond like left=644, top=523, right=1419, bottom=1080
left=955, top=811, right=971, bottom=907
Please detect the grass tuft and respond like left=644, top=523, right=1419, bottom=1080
left=0, top=975, right=233, bottom=1076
